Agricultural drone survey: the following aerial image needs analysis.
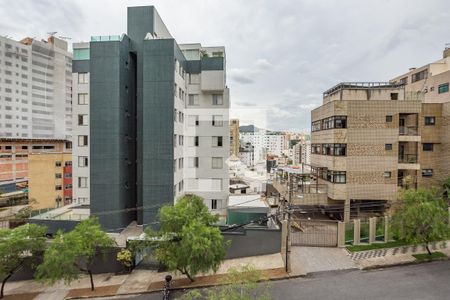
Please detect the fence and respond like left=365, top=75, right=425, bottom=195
left=290, top=219, right=339, bottom=247
left=345, top=216, right=390, bottom=245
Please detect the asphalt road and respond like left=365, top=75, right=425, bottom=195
left=100, top=260, right=450, bottom=300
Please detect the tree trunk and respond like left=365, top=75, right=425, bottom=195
left=1, top=273, right=12, bottom=298
left=88, top=270, right=94, bottom=291
left=426, top=244, right=432, bottom=256
left=178, top=268, right=195, bottom=282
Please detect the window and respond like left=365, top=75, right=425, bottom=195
left=423, top=143, right=433, bottom=151
left=383, top=171, right=392, bottom=178
left=211, top=179, right=222, bottom=191
left=78, top=177, right=88, bottom=188
left=179, top=135, right=184, bottom=146
left=386, top=115, right=393, bottom=122
left=385, top=144, right=392, bottom=150
left=390, top=93, right=398, bottom=100
left=174, top=134, right=177, bottom=147
left=212, top=94, right=223, bottom=105
left=212, top=136, right=223, bottom=147
left=78, top=114, right=88, bottom=126
left=55, top=173, right=62, bottom=179
left=211, top=199, right=218, bottom=210
left=178, top=158, right=184, bottom=169
left=55, top=185, right=62, bottom=190
left=55, top=161, right=62, bottom=167
left=424, top=116, right=435, bottom=126
left=334, top=144, right=346, bottom=156
left=174, top=109, right=177, bottom=122
left=311, top=144, right=321, bottom=154
left=188, top=157, right=199, bottom=168
left=422, top=169, right=433, bottom=177
left=195, top=136, right=199, bottom=147
left=78, top=156, right=88, bottom=167
left=438, top=83, right=449, bottom=94
left=311, top=120, right=321, bottom=132
left=188, top=94, right=199, bottom=106
left=399, top=77, right=408, bottom=84
left=78, top=135, right=88, bottom=146
left=323, top=170, right=346, bottom=183
left=78, top=93, right=88, bottom=105
left=188, top=115, right=199, bottom=127
left=212, top=115, right=223, bottom=127
left=411, top=69, right=427, bottom=83
left=65, top=161, right=72, bottom=166
left=212, top=157, right=223, bottom=169
left=78, top=72, right=88, bottom=84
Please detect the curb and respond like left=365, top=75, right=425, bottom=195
left=65, top=271, right=307, bottom=299
left=359, top=256, right=450, bottom=271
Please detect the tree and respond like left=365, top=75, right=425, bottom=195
left=443, top=177, right=450, bottom=201
left=392, top=188, right=450, bottom=255
left=179, top=265, right=271, bottom=300
left=36, top=217, right=115, bottom=291
left=146, top=194, right=228, bottom=282
left=0, top=224, right=47, bottom=298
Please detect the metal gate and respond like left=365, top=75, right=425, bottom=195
left=290, top=219, right=338, bottom=247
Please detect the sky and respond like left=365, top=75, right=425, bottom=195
left=1, top=0, right=450, bottom=132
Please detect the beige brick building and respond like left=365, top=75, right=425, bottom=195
left=311, top=48, right=450, bottom=221
left=229, top=119, right=240, bottom=157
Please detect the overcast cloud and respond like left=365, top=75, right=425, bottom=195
left=1, top=0, right=449, bottom=132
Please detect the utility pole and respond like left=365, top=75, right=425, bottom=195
left=285, top=173, right=294, bottom=273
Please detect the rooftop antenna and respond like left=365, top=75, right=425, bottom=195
left=47, top=31, right=57, bottom=36
left=58, top=36, right=72, bottom=40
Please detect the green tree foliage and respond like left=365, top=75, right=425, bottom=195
left=0, top=224, right=47, bottom=298
left=179, top=265, right=271, bottom=300
left=392, top=188, right=450, bottom=255
left=145, top=194, right=228, bottom=282
left=36, top=217, right=115, bottom=291
left=443, top=177, right=450, bottom=200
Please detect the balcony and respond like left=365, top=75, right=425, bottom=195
left=399, top=126, right=418, bottom=136
left=398, top=154, right=418, bottom=164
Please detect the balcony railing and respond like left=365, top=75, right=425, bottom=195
left=398, top=154, right=418, bottom=164
left=399, top=126, right=419, bottom=136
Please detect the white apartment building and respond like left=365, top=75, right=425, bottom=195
left=181, top=44, right=230, bottom=214
left=71, top=42, right=89, bottom=205
left=0, top=36, right=72, bottom=139
left=240, top=129, right=285, bottom=163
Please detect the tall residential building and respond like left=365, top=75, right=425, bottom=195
left=229, top=118, right=240, bottom=157
left=0, top=36, right=72, bottom=139
left=71, top=6, right=229, bottom=230
left=310, top=48, right=450, bottom=221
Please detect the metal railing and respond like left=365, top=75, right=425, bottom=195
left=398, top=154, right=418, bottom=164
left=323, top=82, right=404, bottom=96
left=399, top=126, right=419, bottom=136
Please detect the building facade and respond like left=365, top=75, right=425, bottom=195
left=0, top=138, right=70, bottom=182
left=72, top=6, right=229, bottom=230
left=310, top=48, right=450, bottom=221
left=28, top=152, right=72, bottom=209
left=0, top=36, right=72, bottom=139
left=229, top=118, right=240, bottom=157
left=240, top=130, right=285, bottom=164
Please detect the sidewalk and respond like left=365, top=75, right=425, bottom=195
left=349, top=241, right=450, bottom=269
left=2, top=253, right=286, bottom=300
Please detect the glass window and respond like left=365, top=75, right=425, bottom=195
left=422, top=169, right=433, bottom=177
left=211, top=199, right=219, bottom=210
left=188, top=115, right=199, bottom=127
left=188, top=94, right=199, bottom=106
left=311, top=120, right=321, bottom=132
left=78, top=114, right=88, bottom=126
left=383, top=171, right=391, bottom=178
left=78, top=72, right=88, bottom=84
left=212, top=115, right=223, bottom=127
left=188, top=157, right=199, bottom=168
left=424, top=116, right=435, bottom=126
left=385, top=144, right=392, bottom=150
left=55, top=173, right=62, bottom=179
left=212, top=157, right=223, bottom=169
left=78, top=177, right=88, bottom=188
left=212, top=136, right=223, bottom=147
left=78, top=93, right=89, bottom=105
left=334, top=144, right=346, bottom=156
left=212, top=94, right=223, bottom=105
left=78, top=135, right=88, bottom=146
left=438, top=83, right=449, bottom=94
left=78, top=156, right=88, bottom=167
left=423, top=143, right=433, bottom=151
left=55, top=161, right=62, bottom=167
left=73, top=48, right=90, bottom=60
left=386, top=115, right=393, bottom=122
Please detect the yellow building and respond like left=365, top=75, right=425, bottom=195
left=28, top=152, right=72, bottom=210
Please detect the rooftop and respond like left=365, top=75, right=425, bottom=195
left=228, top=195, right=269, bottom=209
left=323, top=82, right=404, bottom=97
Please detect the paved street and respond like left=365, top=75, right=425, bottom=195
left=102, top=261, right=450, bottom=300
